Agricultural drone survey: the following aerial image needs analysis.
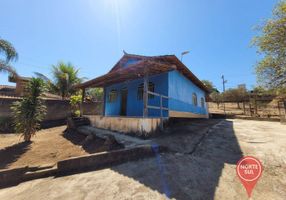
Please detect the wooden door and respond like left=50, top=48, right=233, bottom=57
left=120, top=88, right=128, bottom=116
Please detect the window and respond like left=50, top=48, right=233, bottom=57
left=137, top=82, right=155, bottom=100
left=201, top=97, right=205, bottom=108
left=192, top=93, right=198, bottom=106
left=108, top=90, right=117, bottom=102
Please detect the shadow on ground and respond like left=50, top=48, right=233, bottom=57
left=0, top=141, right=32, bottom=169
left=111, top=119, right=243, bottom=200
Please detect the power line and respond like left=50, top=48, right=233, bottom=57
left=224, top=74, right=255, bottom=78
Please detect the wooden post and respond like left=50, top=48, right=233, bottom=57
left=80, top=88, right=85, bottom=117
left=278, top=101, right=281, bottom=117
left=282, top=100, right=286, bottom=124
left=278, top=100, right=286, bottom=124
left=82, top=88, right=85, bottom=102
left=102, top=87, right=106, bottom=116
left=281, top=99, right=286, bottom=119
left=143, top=69, right=149, bottom=118
left=249, top=103, right=252, bottom=116
left=254, top=95, right=258, bottom=117
left=160, top=95, right=163, bottom=130
left=284, top=100, right=286, bottom=117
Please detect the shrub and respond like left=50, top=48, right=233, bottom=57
left=70, top=94, right=82, bottom=117
left=11, top=78, right=47, bottom=142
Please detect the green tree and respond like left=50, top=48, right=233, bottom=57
left=202, top=80, right=221, bottom=108
left=36, top=62, right=85, bottom=99
left=11, top=78, right=47, bottom=142
left=252, top=1, right=286, bottom=88
left=0, top=38, right=18, bottom=76
left=51, top=62, right=84, bottom=99
left=252, top=85, right=286, bottom=96
left=201, top=80, right=217, bottom=93
left=86, top=88, right=103, bottom=101
left=223, top=87, right=248, bottom=108
left=210, top=91, right=222, bottom=108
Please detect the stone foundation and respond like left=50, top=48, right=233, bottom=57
left=85, top=115, right=164, bottom=136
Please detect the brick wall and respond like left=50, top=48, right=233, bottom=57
left=0, top=98, right=103, bottom=121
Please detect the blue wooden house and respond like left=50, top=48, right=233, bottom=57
left=77, top=53, right=209, bottom=134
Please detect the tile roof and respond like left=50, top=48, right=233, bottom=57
left=75, top=53, right=209, bottom=93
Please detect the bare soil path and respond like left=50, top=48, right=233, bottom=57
left=0, top=119, right=285, bottom=200
left=0, top=126, right=109, bottom=169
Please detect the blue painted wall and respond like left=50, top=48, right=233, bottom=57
left=168, top=70, right=207, bottom=115
left=104, top=70, right=207, bottom=117
left=104, top=72, right=169, bottom=117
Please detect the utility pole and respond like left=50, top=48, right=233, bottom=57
left=222, top=75, right=227, bottom=115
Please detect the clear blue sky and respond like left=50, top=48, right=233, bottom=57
left=0, top=0, right=277, bottom=91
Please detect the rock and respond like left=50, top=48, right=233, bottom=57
left=86, top=133, right=94, bottom=141
left=67, top=117, right=76, bottom=130
left=104, top=135, right=124, bottom=150
left=104, top=135, right=117, bottom=146
left=83, top=133, right=94, bottom=145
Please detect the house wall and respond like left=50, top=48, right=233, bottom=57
left=104, top=70, right=208, bottom=118
left=168, top=70, right=208, bottom=117
left=104, top=72, right=169, bottom=117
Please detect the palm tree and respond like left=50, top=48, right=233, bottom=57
left=11, top=78, right=47, bottom=142
left=0, top=38, right=18, bottom=76
left=36, top=62, right=84, bottom=99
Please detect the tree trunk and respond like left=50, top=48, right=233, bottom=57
left=24, top=133, right=31, bottom=142
left=237, top=102, right=240, bottom=109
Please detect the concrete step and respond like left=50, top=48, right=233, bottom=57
left=67, top=117, right=91, bottom=129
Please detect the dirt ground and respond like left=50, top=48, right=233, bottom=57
left=0, top=119, right=285, bottom=200
left=0, top=126, right=110, bottom=169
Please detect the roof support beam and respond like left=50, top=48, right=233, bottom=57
left=102, top=87, right=106, bottom=116
left=143, top=67, right=149, bottom=118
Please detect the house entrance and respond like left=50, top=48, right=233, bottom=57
left=120, top=88, right=128, bottom=116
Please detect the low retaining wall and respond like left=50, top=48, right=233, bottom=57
left=86, top=115, right=165, bottom=136
left=0, top=145, right=166, bottom=188
left=0, top=166, right=55, bottom=187
left=58, top=145, right=165, bottom=174
left=0, top=167, right=28, bottom=187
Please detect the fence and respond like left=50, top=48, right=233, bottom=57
left=208, top=98, right=286, bottom=119
left=146, top=91, right=169, bottom=130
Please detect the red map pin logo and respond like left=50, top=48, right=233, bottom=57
left=236, top=156, right=263, bottom=198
